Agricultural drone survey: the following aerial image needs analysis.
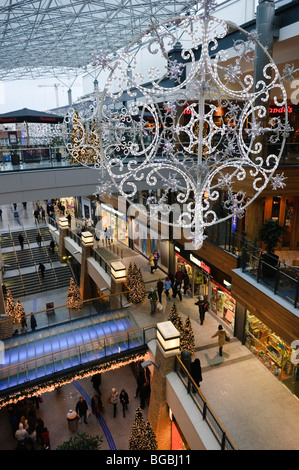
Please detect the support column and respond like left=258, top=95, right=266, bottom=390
left=58, top=217, right=69, bottom=262
left=80, top=231, right=94, bottom=301
left=110, top=261, right=126, bottom=310
left=147, top=321, right=180, bottom=450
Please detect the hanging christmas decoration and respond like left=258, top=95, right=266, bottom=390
left=64, top=0, right=290, bottom=249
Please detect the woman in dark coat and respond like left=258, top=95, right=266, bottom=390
left=119, top=389, right=129, bottom=417
left=190, top=358, right=203, bottom=392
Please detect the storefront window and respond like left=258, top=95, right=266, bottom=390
left=210, top=279, right=236, bottom=330
left=174, top=253, right=209, bottom=297
left=245, top=311, right=294, bottom=382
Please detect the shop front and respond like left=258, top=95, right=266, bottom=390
left=210, top=279, right=236, bottom=332
left=245, top=310, right=299, bottom=396
left=96, top=201, right=129, bottom=245
left=173, top=244, right=211, bottom=298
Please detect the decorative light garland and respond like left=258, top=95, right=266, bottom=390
left=64, top=1, right=290, bottom=249
left=0, top=351, right=147, bottom=409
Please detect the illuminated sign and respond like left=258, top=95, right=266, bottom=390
left=269, top=106, right=293, bottom=114
left=232, top=194, right=237, bottom=233
left=189, top=253, right=211, bottom=274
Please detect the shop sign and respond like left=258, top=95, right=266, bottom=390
left=189, top=253, right=211, bottom=274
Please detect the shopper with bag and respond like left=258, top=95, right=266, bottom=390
left=148, top=288, right=158, bottom=315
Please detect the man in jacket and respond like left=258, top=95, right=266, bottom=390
left=148, top=287, right=158, bottom=315
left=195, top=295, right=209, bottom=325
left=76, top=396, right=88, bottom=424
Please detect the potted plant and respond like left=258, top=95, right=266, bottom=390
left=258, top=219, right=285, bottom=277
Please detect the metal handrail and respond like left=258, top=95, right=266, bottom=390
left=0, top=323, right=155, bottom=380
left=7, top=223, right=26, bottom=297
left=175, top=355, right=237, bottom=450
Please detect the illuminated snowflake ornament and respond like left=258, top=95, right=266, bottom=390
left=64, top=0, right=289, bottom=249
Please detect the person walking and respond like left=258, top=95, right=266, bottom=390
left=18, top=233, right=24, bottom=250
left=38, top=263, right=46, bottom=279
left=91, top=373, right=102, bottom=395
left=119, top=389, right=129, bottom=417
left=41, top=427, right=50, bottom=450
left=153, top=250, right=160, bottom=270
left=33, top=209, right=40, bottom=224
left=15, top=423, right=28, bottom=447
left=36, top=233, right=42, bottom=247
left=148, top=253, right=155, bottom=273
left=0, top=208, right=2, bottom=221
left=76, top=396, right=88, bottom=424
left=148, top=287, right=158, bottom=315
left=91, top=394, right=102, bottom=419
left=109, top=388, right=119, bottom=418
left=164, top=276, right=172, bottom=299
left=156, top=278, right=164, bottom=303
left=49, top=239, right=55, bottom=253
left=175, top=268, right=184, bottom=286
left=172, top=281, right=182, bottom=301
left=183, top=272, right=190, bottom=295
left=190, top=358, right=203, bottom=392
left=66, top=212, right=71, bottom=227
left=211, top=325, right=226, bottom=357
left=195, top=295, right=209, bottom=325
left=30, top=313, right=37, bottom=331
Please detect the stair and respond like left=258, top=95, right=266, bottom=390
left=3, top=265, right=72, bottom=299
left=1, top=224, right=73, bottom=298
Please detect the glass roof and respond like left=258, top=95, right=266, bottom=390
left=0, top=0, right=200, bottom=81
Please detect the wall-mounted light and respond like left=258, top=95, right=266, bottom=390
left=81, top=231, right=94, bottom=245
left=156, top=321, right=180, bottom=356
left=111, top=261, right=126, bottom=280
left=59, top=217, right=69, bottom=228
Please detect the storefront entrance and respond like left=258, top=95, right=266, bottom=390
left=245, top=310, right=299, bottom=397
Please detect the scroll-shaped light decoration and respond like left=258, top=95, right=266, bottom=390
left=64, top=1, right=290, bottom=249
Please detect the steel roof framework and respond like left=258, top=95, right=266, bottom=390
left=0, top=0, right=200, bottom=81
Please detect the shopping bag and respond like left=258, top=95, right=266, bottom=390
left=156, top=302, right=163, bottom=311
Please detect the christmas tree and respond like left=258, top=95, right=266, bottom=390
left=180, top=316, right=195, bottom=354
left=15, top=300, right=26, bottom=326
left=168, top=302, right=183, bottom=333
left=128, top=406, right=158, bottom=450
left=5, top=290, right=15, bottom=321
left=67, top=277, right=83, bottom=310
left=126, top=262, right=134, bottom=289
left=127, top=263, right=146, bottom=304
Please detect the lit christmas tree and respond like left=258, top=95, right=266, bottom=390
left=168, top=302, right=183, bottom=333
left=126, top=262, right=134, bottom=289
left=127, top=263, right=146, bottom=304
left=128, top=406, right=158, bottom=450
left=67, top=277, right=83, bottom=310
left=5, top=290, right=15, bottom=321
left=180, top=316, right=195, bottom=354
left=15, top=300, right=26, bottom=328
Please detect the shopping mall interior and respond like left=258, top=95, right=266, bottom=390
left=0, top=0, right=299, bottom=454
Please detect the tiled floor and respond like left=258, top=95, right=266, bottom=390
left=1, top=203, right=299, bottom=451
